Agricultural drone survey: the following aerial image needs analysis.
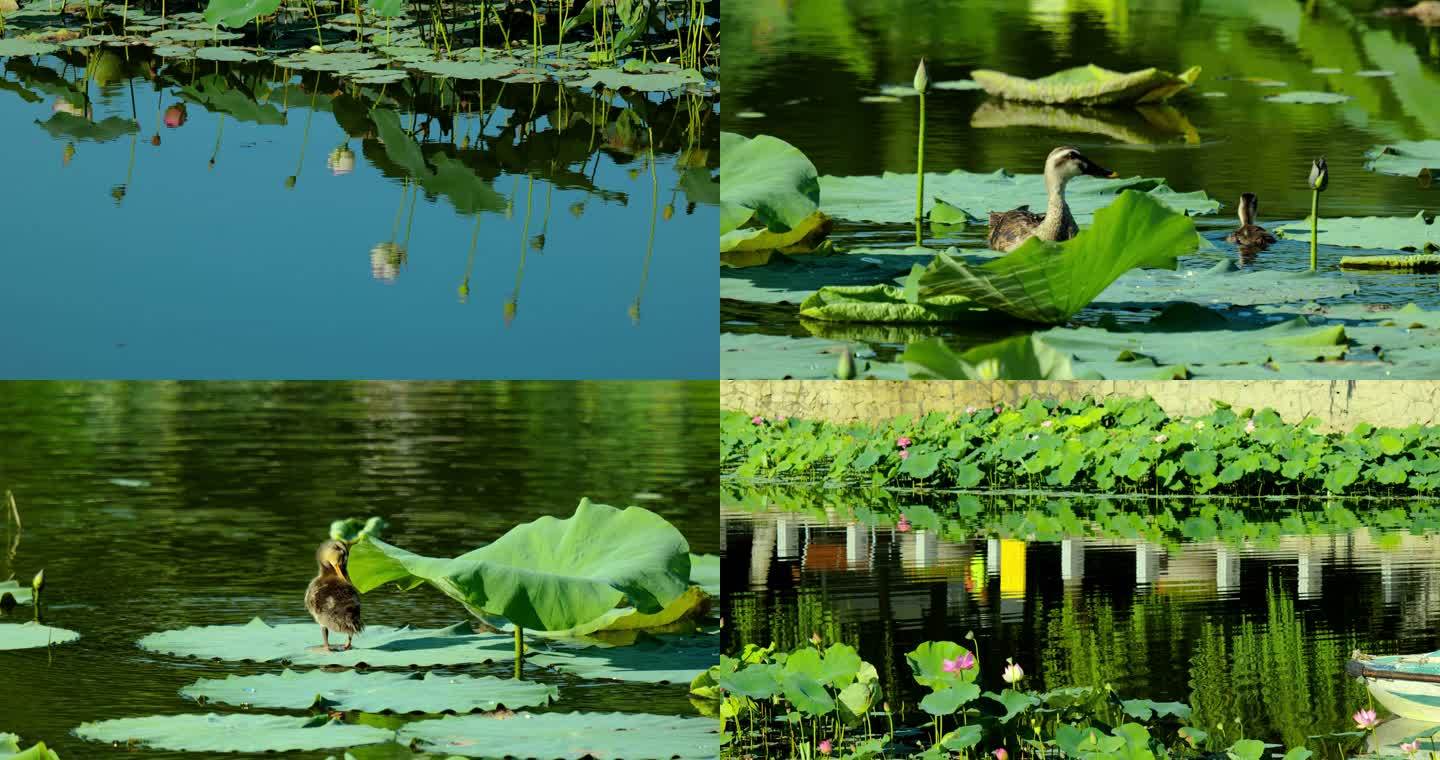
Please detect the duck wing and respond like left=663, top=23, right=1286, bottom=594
left=988, top=206, right=1044, bottom=251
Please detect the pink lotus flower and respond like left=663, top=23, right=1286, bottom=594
left=897, top=436, right=912, bottom=448
left=993, top=406, right=1003, bottom=413
left=899, top=449, right=910, bottom=460
left=992, top=750, right=1008, bottom=760
left=777, top=415, right=787, bottom=423
left=163, top=103, right=187, bottom=128
left=943, top=652, right=975, bottom=673
left=818, top=739, right=832, bottom=756
left=1353, top=708, right=1379, bottom=730
left=943, top=657, right=961, bottom=673
left=1002, top=660, right=1024, bottom=684
left=1245, top=420, right=1256, bottom=434
left=897, top=516, right=911, bottom=532
left=1401, top=740, right=1420, bottom=754
left=752, top=416, right=764, bottom=425
left=965, top=406, right=977, bottom=414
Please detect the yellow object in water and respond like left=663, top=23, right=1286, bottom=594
left=1000, top=540, right=1027, bottom=599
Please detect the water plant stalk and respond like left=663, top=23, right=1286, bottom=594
left=1308, top=156, right=1327, bottom=271
left=513, top=626, right=524, bottom=679
left=913, top=58, right=928, bottom=247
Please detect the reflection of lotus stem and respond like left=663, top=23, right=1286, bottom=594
left=210, top=113, right=225, bottom=168
left=633, top=127, right=658, bottom=324
left=513, top=626, right=524, bottom=680
left=459, top=212, right=480, bottom=302
left=304, top=0, right=323, bottom=49
left=915, top=92, right=926, bottom=246
left=1310, top=189, right=1319, bottom=270
left=291, top=90, right=316, bottom=185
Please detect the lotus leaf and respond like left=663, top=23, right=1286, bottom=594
left=348, top=69, right=409, bottom=84
left=75, top=714, right=393, bottom=753
left=720, top=333, right=906, bottom=380
left=527, top=634, right=716, bottom=683
left=151, top=27, right=243, bottom=41
left=720, top=211, right=831, bottom=254
left=182, top=670, right=557, bottom=713
left=0, top=39, right=58, bottom=56
left=1097, top=260, right=1359, bottom=307
left=904, top=335, right=1079, bottom=380
left=970, top=64, right=1202, bottom=105
left=719, top=132, right=821, bottom=237
left=1263, top=91, right=1352, bottom=104
left=818, top=169, right=1218, bottom=225
left=690, top=553, right=719, bottom=597
left=369, top=110, right=507, bottom=215
left=0, top=622, right=79, bottom=650
left=1339, top=255, right=1440, bottom=271
left=913, top=191, right=1197, bottom=324
left=349, top=499, right=691, bottom=632
left=285, top=51, right=386, bottom=71
left=195, top=46, right=268, bottom=62
left=204, top=0, right=281, bottom=27
left=35, top=114, right=137, bottom=142
left=406, top=60, right=516, bottom=80
left=153, top=45, right=197, bottom=58
left=0, top=734, right=58, bottom=760
left=396, top=712, right=718, bottom=759
left=60, top=38, right=101, bottom=48
left=1276, top=212, right=1440, bottom=252
left=137, top=618, right=512, bottom=666
left=533, top=585, right=711, bottom=637
left=1365, top=140, right=1440, bottom=178
left=799, top=285, right=983, bottom=323
left=721, top=248, right=934, bottom=305
left=570, top=65, right=705, bottom=92
left=331, top=516, right=387, bottom=543
left=0, top=580, right=32, bottom=605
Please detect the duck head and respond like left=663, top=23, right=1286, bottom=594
left=1045, top=146, right=1117, bottom=183
left=316, top=539, right=351, bottom=583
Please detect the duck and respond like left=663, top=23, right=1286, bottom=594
left=305, top=539, right=363, bottom=652
left=987, top=146, right=1118, bottom=252
left=1224, top=192, right=1277, bottom=250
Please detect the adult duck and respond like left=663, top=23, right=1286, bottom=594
left=1224, top=192, right=1277, bottom=251
left=987, top=146, right=1117, bottom=252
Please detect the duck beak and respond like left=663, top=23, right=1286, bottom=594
left=1084, top=159, right=1118, bottom=179
left=334, top=561, right=351, bottom=583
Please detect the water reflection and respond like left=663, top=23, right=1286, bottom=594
left=720, top=485, right=1440, bottom=746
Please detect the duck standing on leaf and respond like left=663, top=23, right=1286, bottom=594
left=987, top=146, right=1118, bottom=252
left=306, top=540, right=363, bottom=652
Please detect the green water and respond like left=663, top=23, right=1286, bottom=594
left=0, top=381, right=717, bottom=757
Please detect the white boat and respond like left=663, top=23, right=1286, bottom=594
left=1349, top=651, right=1440, bottom=723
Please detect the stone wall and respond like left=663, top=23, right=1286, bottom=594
left=719, top=381, right=1440, bottom=430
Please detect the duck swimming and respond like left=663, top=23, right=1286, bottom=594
left=305, top=540, right=363, bottom=652
left=987, top=146, right=1117, bottom=252
left=1224, top=192, right=1276, bottom=251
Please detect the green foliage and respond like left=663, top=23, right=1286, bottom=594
left=138, top=618, right=513, bottom=666
left=719, top=132, right=822, bottom=238
left=396, top=712, right=718, bottom=759
left=180, top=669, right=557, bottom=713
left=1364, top=140, right=1440, bottom=178
left=203, top=0, right=282, bottom=28
left=74, top=714, right=393, bottom=753
left=0, top=622, right=79, bottom=651
left=970, top=63, right=1202, bottom=105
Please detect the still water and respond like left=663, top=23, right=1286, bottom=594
left=0, top=50, right=718, bottom=378
left=720, top=485, right=1440, bottom=750
left=722, top=0, right=1440, bottom=352
left=0, top=381, right=718, bottom=757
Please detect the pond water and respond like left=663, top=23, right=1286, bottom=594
left=722, top=0, right=1440, bottom=376
left=0, top=381, right=718, bottom=757
left=0, top=41, right=718, bottom=378
left=720, top=484, right=1440, bottom=751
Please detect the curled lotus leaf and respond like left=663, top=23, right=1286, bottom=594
left=181, top=669, right=558, bottom=713
left=395, top=712, right=719, bottom=759
left=75, top=714, right=393, bottom=753
left=970, top=63, right=1202, bottom=105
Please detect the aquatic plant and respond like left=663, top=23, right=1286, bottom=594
left=1309, top=157, right=1328, bottom=270
left=968, top=64, right=1202, bottom=105
left=913, top=58, right=927, bottom=247
left=0, top=733, right=60, bottom=760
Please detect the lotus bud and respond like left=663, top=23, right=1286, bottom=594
left=457, top=278, right=470, bottom=302
left=662, top=203, right=675, bottom=221
left=569, top=201, right=586, bottom=218
left=837, top=345, right=856, bottom=380
left=163, top=103, right=187, bottom=128
left=110, top=185, right=126, bottom=203
left=285, top=175, right=297, bottom=189
left=31, top=569, right=44, bottom=594
left=628, top=300, right=640, bottom=324
left=328, top=145, right=355, bottom=176
left=913, top=58, right=929, bottom=94
left=503, top=299, right=517, bottom=327
left=1309, top=156, right=1328, bottom=192
left=62, top=143, right=76, bottom=166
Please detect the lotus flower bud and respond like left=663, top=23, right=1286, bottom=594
left=285, top=175, right=297, bottom=189
left=914, top=58, right=929, bottom=94
left=328, top=145, right=355, bottom=176
left=163, top=103, right=187, bottom=128
left=1309, top=156, right=1328, bottom=192
left=31, top=569, right=44, bottom=594
left=150, top=133, right=161, bottom=146
left=662, top=203, right=675, bottom=221
left=62, top=143, right=76, bottom=166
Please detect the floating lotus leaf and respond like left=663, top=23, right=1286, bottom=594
left=1097, top=260, right=1360, bottom=307
left=1276, top=212, right=1440, bottom=252
left=722, top=247, right=934, bottom=304
left=396, top=712, right=718, bottom=759
left=970, top=64, right=1202, bottom=105
left=571, top=65, right=705, bottom=92
left=0, top=580, right=32, bottom=605
left=376, top=45, right=434, bottom=63
left=406, top=59, right=516, bottom=80
left=34, top=113, right=137, bottom=142
left=1339, top=254, right=1440, bottom=271
left=819, top=169, right=1218, bottom=225
left=349, top=499, right=691, bottom=633
left=720, top=210, right=831, bottom=254
left=195, top=46, right=268, bottom=62
left=720, top=132, right=820, bottom=237
left=904, top=335, right=1079, bottom=380
left=347, top=69, right=408, bottom=84
left=75, top=714, right=393, bottom=753
left=1263, top=91, right=1352, bottom=104
left=1365, top=140, right=1440, bottom=178
left=204, top=0, right=281, bottom=28
left=152, top=45, right=195, bottom=58
left=0, top=622, right=80, bottom=650
left=720, top=333, right=906, bottom=380
left=137, top=618, right=513, bottom=666
left=528, top=634, right=718, bottom=684
left=799, top=285, right=983, bottom=323
left=60, top=38, right=102, bottom=48
left=182, top=669, right=558, bottom=713
left=150, top=27, right=242, bottom=40
left=935, top=79, right=982, bottom=91
left=690, top=554, right=719, bottom=597
left=0, top=39, right=59, bottom=56
left=282, top=51, right=385, bottom=71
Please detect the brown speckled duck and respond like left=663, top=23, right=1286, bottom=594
left=305, top=540, right=363, bottom=652
left=1224, top=192, right=1277, bottom=250
left=987, top=146, right=1117, bottom=252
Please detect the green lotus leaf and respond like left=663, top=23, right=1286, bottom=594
left=195, top=46, right=268, bottom=62
left=819, top=168, right=1217, bottom=225
left=719, top=131, right=821, bottom=237
left=150, top=27, right=243, bottom=41
left=397, top=712, right=718, bottom=759
left=528, top=633, right=714, bottom=683
left=0, top=580, right=33, bottom=605
left=914, top=190, right=1197, bottom=324
left=75, top=714, right=392, bottom=753
left=1365, top=140, right=1440, bottom=178
left=905, top=641, right=979, bottom=689
left=0, top=39, right=59, bottom=56
left=721, top=247, right=935, bottom=305
left=1097, top=260, right=1359, bottom=307
left=153, top=45, right=197, bottom=58
left=0, top=733, right=58, bottom=760
left=60, top=38, right=102, bottom=48
left=0, top=622, right=80, bottom=650
left=1339, top=254, right=1440, bottom=272
left=182, top=670, right=557, bottom=713
left=349, top=499, right=691, bottom=632
left=35, top=113, right=137, bottom=143
left=1276, top=212, right=1440, bottom=252
left=970, top=63, right=1201, bottom=105
left=331, top=516, right=387, bottom=543
left=1263, top=91, right=1352, bottom=104
left=720, top=210, right=831, bottom=254
left=137, top=618, right=513, bottom=666
left=175, top=74, right=285, bottom=125
left=406, top=60, right=516, bottom=80
left=203, top=0, right=281, bottom=28
left=690, top=553, right=719, bottom=597
left=799, top=284, right=982, bottom=323
left=720, top=333, right=907, bottom=380
left=904, top=335, right=1080, bottom=380
left=282, top=51, right=386, bottom=71
left=570, top=64, right=705, bottom=92
left=347, top=69, right=409, bottom=84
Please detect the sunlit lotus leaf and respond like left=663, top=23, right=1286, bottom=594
left=281, top=51, right=384, bottom=71
left=196, top=46, right=268, bottom=62
left=799, top=285, right=983, bottom=323
left=138, top=618, right=513, bottom=666
left=60, top=38, right=102, bottom=48
left=1339, top=254, right=1440, bottom=271
left=152, top=44, right=195, bottom=58
left=0, top=622, right=80, bottom=650
left=970, top=64, right=1201, bottom=105
left=722, top=248, right=934, bottom=305
left=719, top=131, right=820, bottom=236
left=690, top=554, right=719, bottom=597
left=720, top=333, right=906, bottom=380
left=904, top=335, right=1080, bottom=380
left=0, top=733, right=58, bottom=760
left=528, top=634, right=715, bottom=683
left=376, top=45, right=434, bottom=63
left=1365, top=140, right=1440, bottom=178
left=0, top=580, right=32, bottom=605
left=720, top=211, right=831, bottom=254
left=396, top=712, right=718, bottom=759
left=571, top=65, right=705, bottom=92
left=76, top=714, right=392, bottom=753
left=151, top=27, right=242, bottom=40
left=347, top=69, right=408, bottom=84
left=535, top=585, right=711, bottom=638
left=406, top=59, right=515, bottom=80
left=182, top=670, right=557, bottom=713
left=349, top=500, right=691, bottom=632
left=1097, top=260, right=1360, bottom=307
left=367, top=0, right=401, bottom=17
left=1263, top=91, right=1352, bottom=104
left=819, top=169, right=1218, bottom=225
left=0, top=39, right=59, bottom=56
left=204, top=0, right=281, bottom=27
left=35, top=113, right=137, bottom=142
left=1276, top=212, right=1440, bottom=252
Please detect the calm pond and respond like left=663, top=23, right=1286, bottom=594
left=0, top=381, right=718, bottom=757
left=720, top=484, right=1440, bottom=752
left=722, top=0, right=1440, bottom=377
left=0, top=40, right=717, bottom=378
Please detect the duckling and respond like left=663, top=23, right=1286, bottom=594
left=987, top=146, right=1118, bottom=252
left=305, top=540, right=363, bottom=652
left=1224, top=192, right=1277, bottom=250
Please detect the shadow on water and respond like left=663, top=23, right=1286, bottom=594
left=719, top=482, right=1440, bottom=749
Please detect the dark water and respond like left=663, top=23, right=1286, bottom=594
left=722, top=0, right=1440, bottom=354
left=719, top=485, right=1440, bottom=750
left=0, top=49, right=718, bottom=378
left=0, top=381, right=718, bottom=757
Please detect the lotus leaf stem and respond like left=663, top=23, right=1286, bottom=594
left=513, top=626, right=524, bottom=679
left=1310, top=189, right=1319, bottom=270
left=914, top=91, right=926, bottom=247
